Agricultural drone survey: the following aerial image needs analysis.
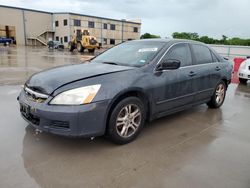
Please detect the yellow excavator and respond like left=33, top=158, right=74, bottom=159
left=68, top=30, right=100, bottom=53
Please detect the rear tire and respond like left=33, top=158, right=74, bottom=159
left=239, top=78, right=248, bottom=84
left=207, top=81, right=226, bottom=108
left=107, top=97, right=145, bottom=145
left=77, top=42, right=84, bottom=52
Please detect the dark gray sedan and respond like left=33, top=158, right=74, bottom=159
left=18, top=39, right=232, bottom=144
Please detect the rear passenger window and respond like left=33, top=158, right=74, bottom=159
left=192, top=44, right=213, bottom=64
left=163, top=43, right=192, bottom=67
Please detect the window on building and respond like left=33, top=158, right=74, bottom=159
left=55, top=21, right=59, bottom=27
left=133, top=27, right=138, bottom=33
left=88, top=21, right=95, bottom=28
left=192, top=44, right=213, bottom=64
left=76, top=29, right=81, bottom=38
left=64, top=36, right=68, bottom=43
left=103, top=23, right=107, bottom=29
left=110, top=39, right=115, bottom=45
left=74, top=19, right=81, bottom=26
left=63, top=19, right=68, bottom=26
left=110, top=24, right=116, bottom=30
left=103, top=38, right=107, bottom=45
left=55, top=36, right=59, bottom=41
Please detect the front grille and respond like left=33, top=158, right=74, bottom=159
left=24, top=86, right=48, bottom=103
left=50, top=121, right=70, bottom=129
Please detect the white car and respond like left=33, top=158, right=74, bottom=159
left=238, top=58, right=250, bottom=84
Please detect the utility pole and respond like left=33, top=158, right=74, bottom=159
left=121, top=19, right=126, bottom=43
left=101, top=19, right=103, bottom=46
left=22, top=10, right=27, bottom=45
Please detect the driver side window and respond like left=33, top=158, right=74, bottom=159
left=162, top=43, right=192, bottom=67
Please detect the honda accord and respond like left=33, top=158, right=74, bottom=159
left=18, top=39, right=232, bottom=144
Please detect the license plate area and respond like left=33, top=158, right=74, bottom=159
left=20, top=103, right=30, bottom=118
left=20, top=103, right=40, bottom=125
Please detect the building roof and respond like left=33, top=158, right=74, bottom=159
left=0, top=4, right=141, bottom=25
left=0, top=4, right=53, bottom=14
left=54, top=12, right=141, bottom=25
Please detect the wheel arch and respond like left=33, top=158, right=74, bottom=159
left=104, top=88, right=151, bottom=133
left=221, top=77, right=230, bottom=89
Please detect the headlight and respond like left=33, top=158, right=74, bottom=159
left=50, top=84, right=101, bottom=105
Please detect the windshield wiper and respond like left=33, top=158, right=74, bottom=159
left=102, top=61, right=119, bottom=65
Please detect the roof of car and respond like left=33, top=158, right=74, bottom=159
left=132, top=38, right=205, bottom=45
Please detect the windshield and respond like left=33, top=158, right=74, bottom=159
left=92, top=41, right=165, bottom=67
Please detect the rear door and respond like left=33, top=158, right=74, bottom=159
left=190, top=44, right=215, bottom=102
left=209, top=50, right=224, bottom=88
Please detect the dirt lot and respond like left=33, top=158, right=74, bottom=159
left=0, top=46, right=250, bottom=188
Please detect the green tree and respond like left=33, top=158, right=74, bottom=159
left=140, top=33, right=160, bottom=39
left=221, top=35, right=228, bottom=44
left=199, top=36, right=215, bottom=44
left=171, top=32, right=250, bottom=46
left=172, top=32, right=199, bottom=40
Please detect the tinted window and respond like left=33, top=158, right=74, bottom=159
left=92, top=41, right=165, bottom=67
left=163, top=43, right=192, bottom=67
left=192, top=44, right=213, bottom=64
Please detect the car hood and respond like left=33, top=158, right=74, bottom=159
left=26, top=63, right=134, bottom=94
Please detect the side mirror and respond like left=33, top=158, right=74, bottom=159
left=156, top=59, right=181, bottom=71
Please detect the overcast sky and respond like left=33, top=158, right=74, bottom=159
left=1, top=0, right=249, bottom=39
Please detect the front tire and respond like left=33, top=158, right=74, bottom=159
left=68, top=42, right=75, bottom=52
left=77, top=42, right=84, bottom=52
left=207, top=81, right=226, bottom=108
left=107, top=97, right=145, bottom=145
left=239, top=78, right=248, bottom=84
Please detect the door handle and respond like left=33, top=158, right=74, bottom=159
left=189, top=71, right=197, bottom=77
left=215, top=66, right=221, bottom=71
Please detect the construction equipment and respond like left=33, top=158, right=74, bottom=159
left=68, top=30, right=100, bottom=53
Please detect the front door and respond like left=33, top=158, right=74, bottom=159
left=152, top=43, right=195, bottom=114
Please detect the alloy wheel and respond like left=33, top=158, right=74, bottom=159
left=116, top=104, right=142, bottom=138
left=215, top=83, right=225, bottom=105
